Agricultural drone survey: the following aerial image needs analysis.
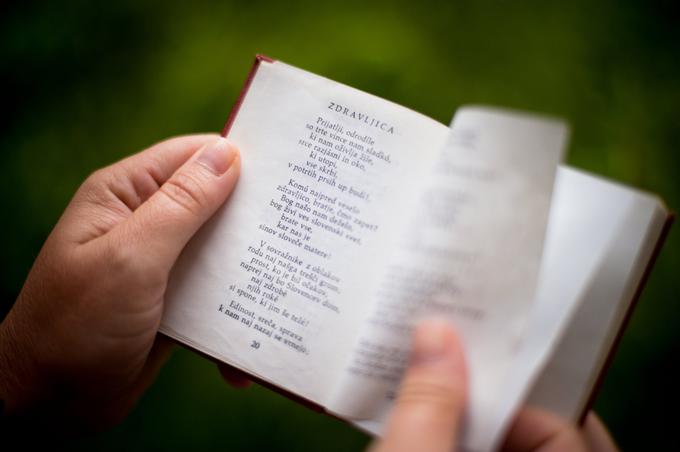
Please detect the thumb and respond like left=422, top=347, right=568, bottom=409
left=114, top=137, right=240, bottom=270
left=374, top=320, right=468, bottom=452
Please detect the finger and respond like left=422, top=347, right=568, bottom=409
left=107, top=134, right=221, bottom=209
left=128, top=335, right=176, bottom=400
left=106, top=136, right=241, bottom=271
left=582, top=412, right=619, bottom=452
left=373, top=319, right=467, bottom=452
left=217, top=363, right=253, bottom=389
left=79, top=134, right=219, bottom=210
left=502, top=406, right=587, bottom=452
left=59, top=134, right=219, bottom=244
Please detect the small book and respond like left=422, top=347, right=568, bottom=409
left=160, top=55, right=673, bottom=452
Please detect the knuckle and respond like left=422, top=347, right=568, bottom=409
left=78, top=166, right=123, bottom=208
left=87, top=167, right=108, bottom=183
left=81, top=168, right=109, bottom=193
left=160, top=169, right=209, bottom=216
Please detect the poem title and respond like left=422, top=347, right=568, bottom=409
left=328, top=102, right=394, bottom=134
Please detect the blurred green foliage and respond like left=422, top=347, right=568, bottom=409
left=1, top=0, right=678, bottom=450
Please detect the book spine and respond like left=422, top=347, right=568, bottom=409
left=221, top=54, right=275, bottom=137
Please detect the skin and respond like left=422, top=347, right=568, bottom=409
left=371, top=320, right=619, bottom=452
left=0, top=135, right=619, bottom=450
left=0, top=134, right=241, bottom=431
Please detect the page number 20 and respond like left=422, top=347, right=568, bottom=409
left=250, top=340, right=261, bottom=350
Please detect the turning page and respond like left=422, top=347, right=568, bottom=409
left=328, top=107, right=568, bottom=452
left=160, top=57, right=449, bottom=404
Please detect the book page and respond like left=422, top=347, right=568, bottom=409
left=346, top=167, right=669, bottom=452
left=478, top=168, right=670, bottom=450
left=327, top=107, right=567, bottom=452
left=471, top=167, right=669, bottom=450
left=160, top=59, right=449, bottom=404
left=523, top=171, right=669, bottom=423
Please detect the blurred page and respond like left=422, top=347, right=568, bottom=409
left=328, top=107, right=567, bottom=452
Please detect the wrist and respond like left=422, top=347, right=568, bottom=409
left=0, top=308, right=48, bottom=417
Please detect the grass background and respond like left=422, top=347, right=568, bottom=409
left=1, top=0, right=678, bottom=450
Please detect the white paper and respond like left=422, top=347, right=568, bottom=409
left=160, top=60, right=448, bottom=404
left=328, top=107, right=567, bottom=452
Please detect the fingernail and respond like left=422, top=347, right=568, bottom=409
left=196, top=137, right=237, bottom=175
left=411, top=319, right=460, bottom=366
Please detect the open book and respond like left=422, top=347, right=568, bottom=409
left=160, top=56, right=672, bottom=452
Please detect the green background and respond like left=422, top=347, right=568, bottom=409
left=1, top=0, right=678, bottom=450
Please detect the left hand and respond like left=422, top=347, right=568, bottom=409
left=0, top=134, right=240, bottom=431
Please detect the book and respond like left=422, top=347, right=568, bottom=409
left=159, top=55, right=673, bottom=452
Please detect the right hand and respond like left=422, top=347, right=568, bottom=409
left=370, top=319, right=619, bottom=452
left=503, top=408, right=619, bottom=452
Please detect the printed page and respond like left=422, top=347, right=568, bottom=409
left=327, top=107, right=567, bottom=452
left=160, top=59, right=449, bottom=405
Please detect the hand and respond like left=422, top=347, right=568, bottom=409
left=0, top=135, right=240, bottom=432
left=371, top=320, right=619, bottom=452
left=503, top=408, right=618, bottom=452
